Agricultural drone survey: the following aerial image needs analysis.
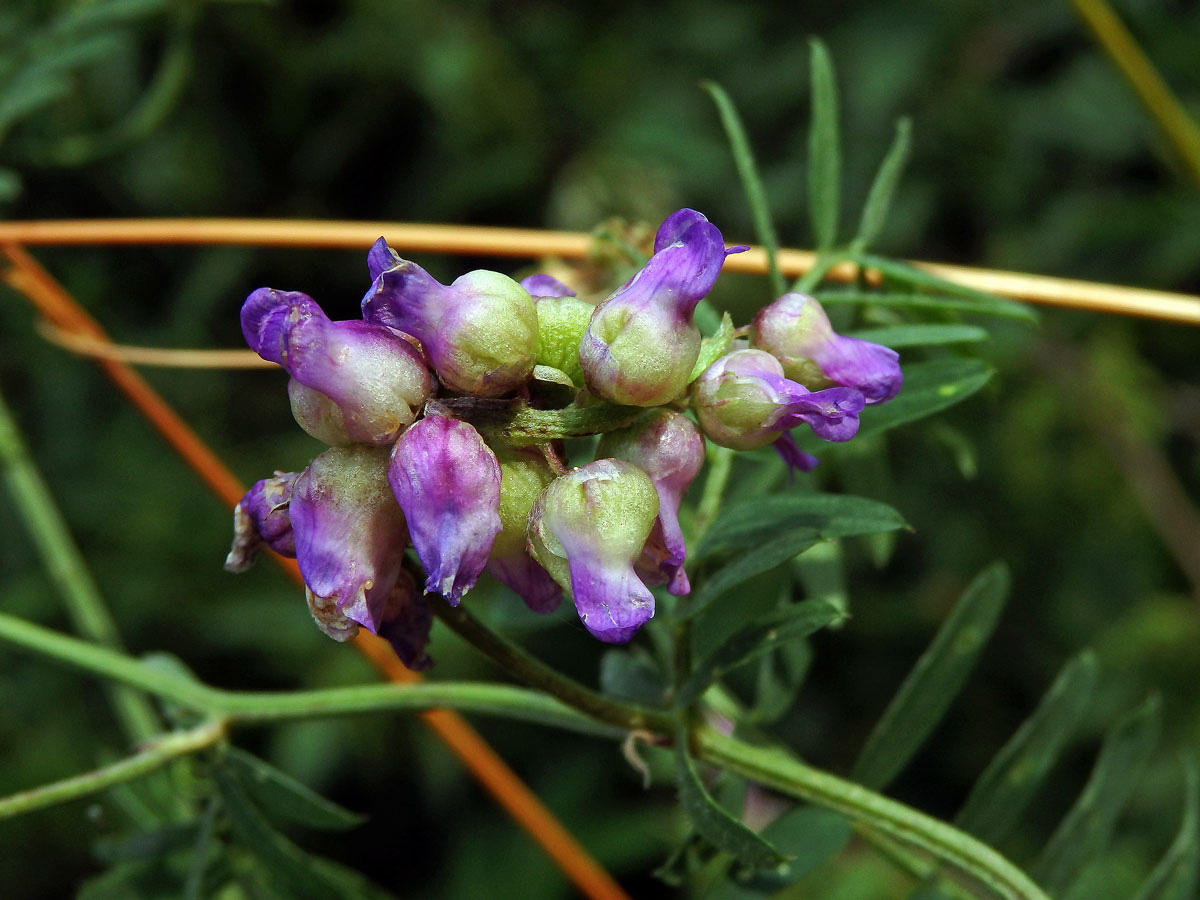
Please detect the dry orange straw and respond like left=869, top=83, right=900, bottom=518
left=0, top=242, right=632, bottom=900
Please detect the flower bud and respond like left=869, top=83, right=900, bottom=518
left=596, top=410, right=704, bottom=596
left=751, top=292, right=902, bottom=404
left=527, top=459, right=659, bottom=643
left=362, top=239, right=539, bottom=397
left=241, top=288, right=433, bottom=446
left=224, top=471, right=299, bottom=572
left=578, top=209, right=727, bottom=406
left=533, top=294, right=594, bottom=386
left=692, top=349, right=865, bottom=450
left=288, top=446, right=427, bottom=665
left=388, top=416, right=502, bottom=603
left=486, top=447, right=562, bottom=613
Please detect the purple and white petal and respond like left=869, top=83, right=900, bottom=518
left=225, top=471, right=300, bottom=572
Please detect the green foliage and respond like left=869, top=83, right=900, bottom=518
left=806, top=39, right=842, bottom=251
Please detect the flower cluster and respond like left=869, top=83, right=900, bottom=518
left=226, top=209, right=901, bottom=667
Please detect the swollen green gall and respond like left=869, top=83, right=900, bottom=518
left=526, top=459, right=660, bottom=643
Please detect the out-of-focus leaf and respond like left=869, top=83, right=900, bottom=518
left=1031, top=695, right=1163, bottom=896
left=678, top=601, right=843, bottom=706
left=852, top=255, right=1039, bottom=321
left=818, top=289, right=1036, bottom=322
left=850, top=358, right=995, bottom=443
left=853, top=117, right=913, bottom=252
left=223, top=747, right=366, bottom=832
left=600, top=646, right=668, bottom=707
left=1130, top=759, right=1199, bottom=900
left=807, top=39, right=841, bottom=250
left=702, top=82, right=784, bottom=297
left=956, top=650, right=1099, bottom=844
left=93, top=822, right=202, bottom=864
left=214, top=768, right=394, bottom=900
left=687, top=530, right=820, bottom=621
left=749, top=639, right=812, bottom=725
left=50, top=0, right=175, bottom=34
left=696, top=493, right=907, bottom=560
left=676, top=736, right=786, bottom=870
left=852, top=562, right=1010, bottom=790
left=707, top=806, right=853, bottom=899
left=846, top=323, right=989, bottom=348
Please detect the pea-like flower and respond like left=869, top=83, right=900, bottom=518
left=596, top=410, right=705, bottom=595
left=486, top=447, right=563, bottom=613
left=527, top=459, right=660, bottom=643
left=289, top=445, right=432, bottom=670
left=578, top=209, right=729, bottom=406
left=692, top=349, right=865, bottom=452
left=224, top=471, right=299, bottom=572
left=362, top=238, right=539, bottom=397
left=388, top=415, right=503, bottom=603
left=751, top=292, right=902, bottom=404
left=241, top=288, right=433, bottom=446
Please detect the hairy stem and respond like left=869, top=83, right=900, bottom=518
left=0, top=720, right=226, bottom=821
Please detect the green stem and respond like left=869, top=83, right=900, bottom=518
left=693, top=444, right=734, bottom=541
left=434, top=602, right=675, bottom=734
left=0, top=388, right=162, bottom=745
left=695, top=728, right=1051, bottom=900
left=0, top=720, right=226, bottom=821
left=794, top=251, right=843, bottom=293
left=436, top=397, right=650, bottom=446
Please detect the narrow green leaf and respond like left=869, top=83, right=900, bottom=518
left=702, top=82, right=784, bottom=297
left=852, top=254, right=1039, bottom=321
left=852, top=117, right=913, bottom=252
left=686, top=530, right=820, bottom=621
left=852, top=562, right=1010, bottom=791
left=846, top=323, right=989, bottom=348
left=749, top=639, right=813, bottom=725
left=955, top=651, right=1099, bottom=845
left=807, top=39, right=841, bottom=250
left=678, top=601, right=843, bottom=706
left=690, top=312, right=737, bottom=382
left=676, top=734, right=787, bottom=870
left=851, top=358, right=994, bottom=443
left=224, top=747, right=367, bottom=832
left=1131, top=758, right=1200, bottom=900
left=696, top=493, right=907, bottom=560
left=214, top=768, right=391, bottom=900
left=1031, top=695, right=1163, bottom=896
left=817, top=289, right=1036, bottom=322
left=599, top=647, right=668, bottom=707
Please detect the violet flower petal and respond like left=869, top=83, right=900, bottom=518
left=388, top=416, right=502, bottom=603
left=225, top=471, right=299, bottom=572
left=520, top=273, right=576, bottom=298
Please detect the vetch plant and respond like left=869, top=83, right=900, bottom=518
left=0, top=38, right=1195, bottom=900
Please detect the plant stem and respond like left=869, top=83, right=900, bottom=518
left=695, top=728, right=1051, bottom=900
left=0, top=389, right=162, bottom=745
left=434, top=602, right=675, bottom=734
left=693, top=444, right=734, bottom=540
left=0, top=720, right=226, bottom=821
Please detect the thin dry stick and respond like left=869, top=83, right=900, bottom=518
left=0, top=218, right=1198, bottom=325
left=36, top=320, right=276, bottom=368
left=0, top=243, right=633, bottom=900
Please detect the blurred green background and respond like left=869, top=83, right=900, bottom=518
left=1, top=1, right=1198, bottom=897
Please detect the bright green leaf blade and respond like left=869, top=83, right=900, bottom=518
left=224, top=747, right=367, bottom=832
left=214, top=768, right=393, bottom=900
left=852, top=562, right=1010, bottom=791
left=691, top=312, right=737, bottom=382
left=702, top=81, right=784, bottom=297
left=1031, top=695, right=1163, bottom=896
left=852, top=255, right=1039, bottom=321
left=807, top=39, right=841, bottom=250
left=846, top=324, right=989, bottom=348
left=955, top=651, right=1099, bottom=845
left=1131, top=759, right=1200, bottom=900
left=676, top=734, right=787, bottom=870
left=696, top=493, right=908, bottom=560
left=817, top=289, right=1036, bottom=322
left=678, top=601, right=843, bottom=707
left=853, top=117, right=913, bottom=252
left=686, top=529, right=820, bottom=621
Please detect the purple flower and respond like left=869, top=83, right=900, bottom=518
left=362, top=239, right=539, bottom=397
left=241, top=288, right=432, bottom=446
left=388, top=415, right=503, bottom=603
left=486, top=447, right=563, bottom=613
left=578, top=209, right=729, bottom=406
left=224, top=471, right=299, bottom=572
left=751, top=292, right=902, bottom=404
left=692, top=349, right=865, bottom=451
left=520, top=273, right=576, bottom=298
left=288, top=445, right=433, bottom=669
left=597, top=410, right=705, bottom=596
left=527, top=459, right=660, bottom=643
